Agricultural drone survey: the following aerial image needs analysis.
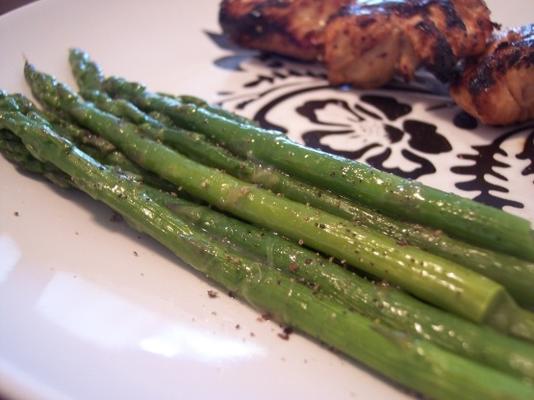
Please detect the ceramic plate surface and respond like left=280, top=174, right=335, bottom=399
left=0, top=1, right=533, bottom=399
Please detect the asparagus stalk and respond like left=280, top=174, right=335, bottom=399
left=70, top=49, right=534, bottom=307
left=158, top=92, right=257, bottom=126
left=101, top=76, right=534, bottom=261
left=78, top=87, right=394, bottom=244
left=0, top=129, right=71, bottom=188
left=133, top=101, right=534, bottom=308
left=0, top=93, right=175, bottom=193
left=69, top=48, right=104, bottom=91
left=69, top=47, right=255, bottom=126
left=2, top=110, right=533, bottom=400
left=4, top=104, right=534, bottom=382
left=157, top=191, right=534, bottom=382
left=25, top=62, right=534, bottom=337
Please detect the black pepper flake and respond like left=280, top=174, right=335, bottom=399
left=133, top=251, right=139, bottom=257
left=207, top=289, right=218, bottom=298
left=235, top=324, right=240, bottom=330
left=13, top=211, right=19, bottom=217
left=250, top=332, right=255, bottom=337
left=278, top=326, right=293, bottom=340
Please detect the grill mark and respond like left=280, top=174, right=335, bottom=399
left=461, top=24, right=534, bottom=97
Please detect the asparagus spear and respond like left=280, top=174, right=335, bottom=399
left=158, top=92, right=257, bottom=126
left=70, top=49, right=534, bottom=307
left=4, top=103, right=534, bottom=382
left=0, top=93, right=175, bottom=193
left=69, top=47, right=255, bottom=126
left=101, top=76, right=534, bottom=261
left=0, top=129, right=71, bottom=188
left=2, top=110, right=533, bottom=400
left=115, top=97, right=534, bottom=309
left=25, top=63, right=534, bottom=338
left=69, top=48, right=104, bottom=90
left=158, top=192, right=534, bottom=382
left=77, top=86, right=395, bottom=248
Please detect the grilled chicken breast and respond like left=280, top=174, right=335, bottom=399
left=220, top=0, right=494, bottom=87
left=219, top=0, right=349, bottom=61
left=451, top=24, right=534, bottom=125
left=324, top=0, right=494, bottom=88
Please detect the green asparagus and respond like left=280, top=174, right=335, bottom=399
left=69, top=48, right=255, bottom=126
left=70, top=49, right=534, bottom=306
left=102, top=76, right=534, bottom=262
left=24, top=62, right=534, bottom=338
left=4, top=100, right=534, bottom=382
left=158, top=191, right=534, bottom=381
left=2, top=109, right=534, bottom=400
left=0, top=93, right=175, bottom=192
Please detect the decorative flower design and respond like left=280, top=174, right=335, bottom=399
left=294, top=96, right=452, bottom=179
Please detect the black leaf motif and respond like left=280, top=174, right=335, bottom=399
left=244, top=74, right=276, bottom=87
left=296, top=99, right=364, bottom=126
left=360, top=95, right=412, bottom=120
left=403, top=120, right=452, bottom=154
left=301, top=129, right=381, bottom=159
left=453, top=111, right=479, bottom=130
left=385, top=125, right=404, bottom=143
left=517, top=130, right=534, bottom=181
left=366, top=148, right=436, bottom=179
left=451, top=126, right=532, bottom=209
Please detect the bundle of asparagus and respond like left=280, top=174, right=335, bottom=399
left=1, top=49, right=534, bottom=399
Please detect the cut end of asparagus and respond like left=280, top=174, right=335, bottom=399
left=510, top=309, right=534, bottom=343
left=485, top=292, right=534, bottom=342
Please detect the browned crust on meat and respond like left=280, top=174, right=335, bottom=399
left=324, top=0, right=493, bottom=88
left=219, top=0, right=348, bottom=61
left=451, top=24, right=534, bottom=125
left=219, top=0, right=495, bottom=90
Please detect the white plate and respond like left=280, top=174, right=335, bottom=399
left=0, top=1, right=533, bottom=399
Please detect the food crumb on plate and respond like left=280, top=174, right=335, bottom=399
left=278, top=326, right=293, bottom=340
left=257, top=312, right=272, bottom=322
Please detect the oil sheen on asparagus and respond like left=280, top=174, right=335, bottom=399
left=25, top=62, right=534, bottom=336
left=69, top=49, right=534, bottom=307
